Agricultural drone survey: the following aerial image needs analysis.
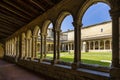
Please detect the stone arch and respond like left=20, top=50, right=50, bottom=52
left=42, top=20, right=52, bottom=35
left=26, top=30, right=32, bottom=39
left=22, top=33, right=26, bottom=40
left=33, top=26, right=40, bottom=36
left=55, top=11, right=73, bottom=31
left=77, top=0, right=111, bottom=24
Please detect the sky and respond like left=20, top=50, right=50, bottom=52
left=48, top=2, right=111, bottom=32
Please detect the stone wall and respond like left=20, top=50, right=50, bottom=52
left=17, top=60, right=110, bottom=80
left=0, top=44, right=4, bottom=59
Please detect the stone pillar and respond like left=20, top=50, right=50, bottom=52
left=64, top=44, right=66, bottom=51
left=30, top=38, right=32, bottom=58
left=25, top=38, right=28, bottom=59
left=51, top=28, right=57, bottom=64
left=93, top=41, right=95, bottom=50
left=21, top=39, right=24, bottom=59
left=104, top=40, right=106, bottom=50
left=43, top=34, right=47, bottom=58
left=35, top=37, right=37, bottom=58
left=16, top=36, right=20, bottom=62
left=28, top=39, right=30, bottom=58
left=57, top=30, right=60, bottom=60
left=98, top=41, right=100, bottom=50
left=110, top=40, right=112, bottom=50
left=72, top=22, right=82, bottom=69
left=9, top=42, right=10, bottom=56
left=10, top=41, right=12, bottom=56
left=62, top=44, right=64, bottom=51
left=110, top=9, right=120, bottom=67
left=88, top=41, right=91, bottom=51
left=70, top=43, right=72, bottom=50
left=14, top=40, right=17, bottom=57
left=32, top=36, right=35, bottom=59
left=40, top=33, right=44, bottom=61
left=68, top=43, right=70, bottom=52
left=110, top=7, right=120, bottom=80
left=82, top=41, right=86, bottom=52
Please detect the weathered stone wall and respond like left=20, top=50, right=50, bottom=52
left=0, top=43, right=4, bottom=59
left=17, top=60, right=110, bottom=80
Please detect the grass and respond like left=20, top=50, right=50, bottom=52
left=38, top=52, right=112, bottom=67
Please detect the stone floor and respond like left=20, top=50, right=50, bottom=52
left=0, top=59, right=55, bottom=80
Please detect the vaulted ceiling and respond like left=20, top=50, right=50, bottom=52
left=0, top=0, right=61, bottom=43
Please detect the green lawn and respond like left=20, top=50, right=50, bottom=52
left=39, top=52, right=112, bottom=67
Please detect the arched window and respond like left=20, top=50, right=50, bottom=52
left=58, top=14, right=74, bottom=63
left=81, top=2, right=112, bottom=67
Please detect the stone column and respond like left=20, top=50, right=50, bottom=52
left=83, top=41, right=86, bottom=52
left=40, top=33, right=44, bottom=61
left=30, top=38, right=32, bottom=58
left=104, top=40, right=106, bottom=50
left=68, top=43, right=70, bottom=53
left=27, top=39, right=30, bottom=58
left=64, top=44, right=66, bottom=51
left=21, top=39, right=25, bottom=59
left=93, top=41, right=95, bottom=50
left=9, top=42, right=10, bottom=56
left=98, top=41, right=100, bottom=50
left=35, top=37, right=37, bottom=58
left=70, top=43, right=72, bottom=50
left=25, top=38, right=28, bottom=59
left=51, top=28, right=57, bottom=64
left=10, top=41, right=12, bottom=56
left=16, top=36, right=20, bottom=62
left=61, top=44, right=63, bottom=51
left=14, top=40, right=17, bottom=57
left=110, top=9, right=120, bottom=67
left=32, top=36, right=35, bottom=59
left=72, top=22, right=82, bottom=69
left=110, top=40, right=112, bottom=50
left=43, top=34, right=47, bottom=58
left=57, top=30, right=60, bottom=60
left=88, top=41, right=91, bottom=51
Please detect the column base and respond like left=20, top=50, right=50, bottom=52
left=38, top=58, right=43, bottom=62
left=110, top=67, right=120, bottom=80
left=51, top=59, right=58, bottom=65
left=72, top=62, right=80, bottom=70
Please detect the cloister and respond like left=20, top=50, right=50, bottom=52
left=0, top=0, right=120, bottom=80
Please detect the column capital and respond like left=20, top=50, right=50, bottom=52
left=110, top=9, right=120, bottom=18
left=39, top=33, right=45, bottom=36
left=52, top=28, right=61, bottom=32
left=72, top=22, right=83, bottom=28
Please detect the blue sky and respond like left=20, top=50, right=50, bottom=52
left=48, top=3, right=111, bottom=32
